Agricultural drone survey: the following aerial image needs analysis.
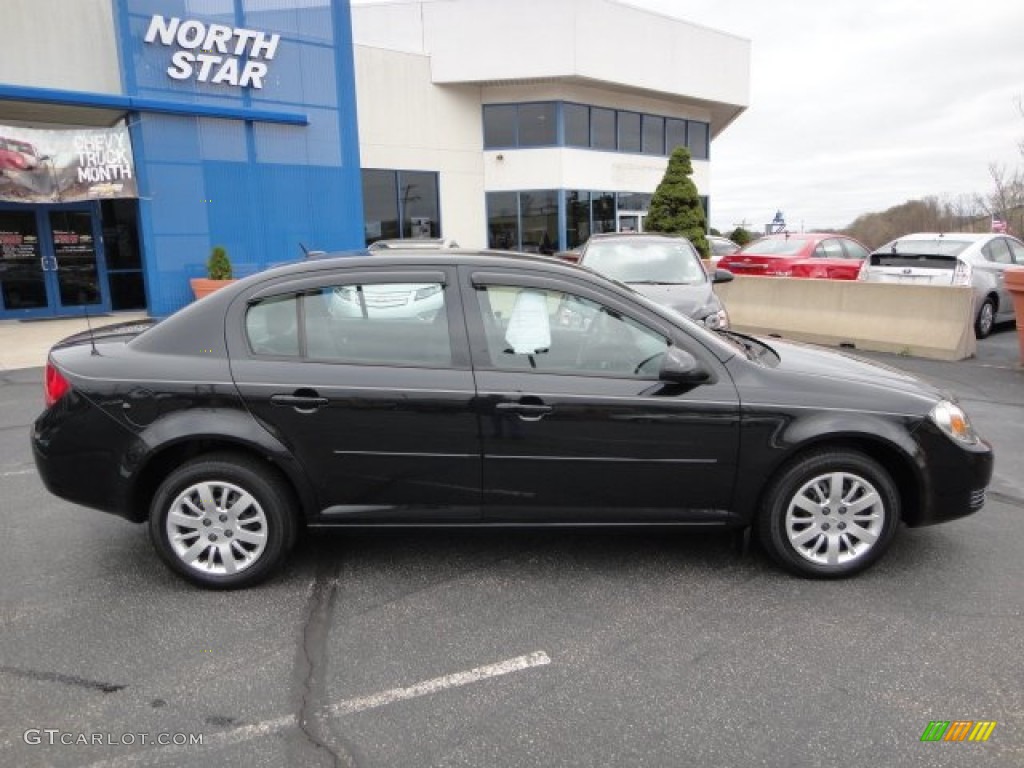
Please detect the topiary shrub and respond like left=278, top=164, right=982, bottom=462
left=207, top=246, right=233, bottom=280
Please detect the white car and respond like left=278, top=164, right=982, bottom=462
left=858, top=232, right=1024, bottom=338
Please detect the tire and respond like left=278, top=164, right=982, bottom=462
left=975, top=298, right=996, bottom=339
left=755, top=450, right=899, bottom=578
left=148, top=453, right=297, bottom=589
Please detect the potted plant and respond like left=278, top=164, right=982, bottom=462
left=189, top=246, right=235, bottom=300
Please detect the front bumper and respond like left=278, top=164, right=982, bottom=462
left=909, top=421, right=994, bottom=527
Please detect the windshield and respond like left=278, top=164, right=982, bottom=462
left=582, top=238, right=705, bottom=284
left=738, top=236, right=812, bottom=256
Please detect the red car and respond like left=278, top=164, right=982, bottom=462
left=717, top=233, right=870, bottom=279
left=0, top=137, right=42, bottom=172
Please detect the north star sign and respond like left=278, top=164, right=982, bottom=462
left=144, top=15, right=280, bottom=89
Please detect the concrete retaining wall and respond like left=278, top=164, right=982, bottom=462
left=715, top=276, right=977, bottom=361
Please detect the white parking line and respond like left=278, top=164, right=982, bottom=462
left=0, top=468, right=36, bottom=478
left=84, top=651, right=551, bottom=767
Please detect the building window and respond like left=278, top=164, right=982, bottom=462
left=483, top=101, right=711, bottom=160
left=483, top=104, right=517, bottom=148
left=362, top=169, right=441, bottom=245
left=592, top=192, right=616, bottom=234
left=400, top=171, right=440, bottom=239
left=642, top=115, right=665, bottom=156
left=564, top=103, right=590, bottom=148
left=617, top=111, right=641, bottom=153
left=486, top=192, right=520, bottom=250
left=565, top=190, right=591, bottom=249
left=666, top=119, right=687, bottom=153
left=688, top=121, right=710, bottom=160
left=591, top=108, right=616, bottom=151
left=520, top=190, right=559, bottom=254
left=518, top=103, right=557, bottom=146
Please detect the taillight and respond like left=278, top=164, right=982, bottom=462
left=44, top=361, right=70, bottom=407
left=857, top=260, right=869, bottom=280
left=952, top=259, right=972, bottom=286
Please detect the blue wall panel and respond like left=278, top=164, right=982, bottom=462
left=115, top=0, right=364, bottom=316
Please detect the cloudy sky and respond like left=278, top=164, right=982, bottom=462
left=353, top=0, right=1024, bottom=233
left=626, top=0, right=1024, bottom=232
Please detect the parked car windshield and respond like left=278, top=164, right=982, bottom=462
left=738, top=237, right=811, bottom=256
left=583, top=239, right=706, bottom=284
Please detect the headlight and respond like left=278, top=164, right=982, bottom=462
left=701, top=307, right=729, bottom=330
left=929, top=400, right=979, bottom=445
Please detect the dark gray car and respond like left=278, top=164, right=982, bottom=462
left=578, top=232, right=733, bottom=329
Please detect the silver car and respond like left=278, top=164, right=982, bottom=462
left=577, top=232, right=733, bottom=330
left=858, top=232, right=1024, bottom=338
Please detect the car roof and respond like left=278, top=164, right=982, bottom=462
left=883, top=232, right=992, bottom=242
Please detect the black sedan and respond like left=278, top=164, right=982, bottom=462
left=32, top=250, right=993, bottom=588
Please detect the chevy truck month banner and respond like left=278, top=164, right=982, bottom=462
left=0, top=123, right=138, bottom=203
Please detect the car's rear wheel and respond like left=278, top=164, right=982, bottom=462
left=756, top=450, right=899, bottom=578
left=975, top=298, right=996, bottom=339
left=149, top=453, right=296, bottom=589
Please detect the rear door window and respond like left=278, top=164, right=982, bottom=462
left=983, top=239, right=1013, bottom=264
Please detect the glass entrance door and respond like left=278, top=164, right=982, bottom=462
left=616, top=212, right=647, bottom=233
left=0, top=210, right=48, bottom=312
left=0, top=204, right=109, bottom=318
left=48, top=210, right=103, bottom=310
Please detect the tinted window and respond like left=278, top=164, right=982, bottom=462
left=592, top=108, right=616, bottom=150
left=842, top=239, right=869, bottom=260
left=566, top=190, right=591, bottom=248
left=518, top=103, right=557, bottom=146
left=487, top=191, right=520, bottom=250
left=983, top=238, right=1012, bottom=264
left=399, top=171, right=440, bottom=239
left=306, top=282, right=451, bottom=366
left=361, top=169, right=399, bottom=245
left=618, top=111, right=641, bottom=153
left=520, top=190, right=559, bottom=254
left=1007, top=238, right=1024, bottom=264
left=246, top=296, right=299, bottom=356
left=564, top=103, right=590, bottom=147
left=483, top=104, right=517, bottom=147
left=666, top=119, right=687, bottom=153
left=687, top=121, right=709, bottom=160
left=740, top=237, right=812, bottom=256
left=818, top=239, right=845, bottom=259
left=642, top=115, right=664, bottom=155
left=475, top=284, right=668, bottom=376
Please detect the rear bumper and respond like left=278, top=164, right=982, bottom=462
left=32, top=394, right=137, bottom=522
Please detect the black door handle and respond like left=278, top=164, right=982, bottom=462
left=270, top=392, right=328, bottom=411
left=496, top=402, right=553, bottom=421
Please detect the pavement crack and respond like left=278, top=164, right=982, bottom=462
left=988, top=490, right=1024, bottom=509
left=0, top=665, right=125, bottom=693
left=290, top=555, right=357, bottom=768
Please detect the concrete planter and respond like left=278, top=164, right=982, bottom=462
left=189, top=278, right=235, bottom=301
left=1004, top=266, right=1024, bottom=364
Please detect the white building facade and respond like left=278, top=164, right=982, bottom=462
left=352, top=0, right=750, bottom=251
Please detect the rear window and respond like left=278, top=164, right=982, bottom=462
left=738, top=237, right=811, bottom=256
left=869, top=238, right=971, bottom=268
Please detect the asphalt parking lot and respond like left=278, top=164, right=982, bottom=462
left=1, top=326, right=1022, bottom=767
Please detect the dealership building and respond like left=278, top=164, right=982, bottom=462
left=0, top=0, right=749, bottom=319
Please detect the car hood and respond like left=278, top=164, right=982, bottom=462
left=764, top=337, right=946, bottom=405
left=627, top=282, right=717, bottom=319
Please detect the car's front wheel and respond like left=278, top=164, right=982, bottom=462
left=756, top=450, right=899, bottom=578
left=149, top=453, right=297, bottom=589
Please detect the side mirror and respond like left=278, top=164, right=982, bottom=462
left=658, top=346, right=711, bottom=385
left=712, top=268, right=734, bottom=284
